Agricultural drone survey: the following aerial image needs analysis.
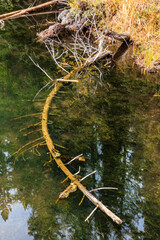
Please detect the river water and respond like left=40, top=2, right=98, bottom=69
left=0, top=17, right=160, bottom=240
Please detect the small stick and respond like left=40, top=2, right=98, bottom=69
left=85, top=205, right=98, bottom=222
left=74, top=166, right=81, bottom=176
left=79, top=194, right=85, bottom=206
left=29, top=56, right=55, bottom=101
left=11, top=112, right=41, bottom=121
left=54, top=143, right=68, bottom=149
left=14, top=136, right=44, bottom=155
left=29, top=56, right=54, bottom=82
left=65, top=154, right=83, bottom=165
left=45, top=43, right=69, bottom=74
left=89, top=187, right=118, bottom=193
left=9, top=11, right=61, bottom=20
left=19, top=122, right=41, bottom=132
left=57, top=79, right=79, bottom=82
left=0, top=0, right=66, bottom=20
left=80, top=170, right=96, bottom=182
left=23, top=129, right=42, bottom=137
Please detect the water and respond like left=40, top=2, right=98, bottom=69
left=0, top=16, right=160, bottom=240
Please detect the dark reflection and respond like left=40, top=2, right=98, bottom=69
left=0, top=7, right=160, bottom=240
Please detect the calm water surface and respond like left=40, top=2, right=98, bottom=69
left=0, top=17, right=160, bottom=240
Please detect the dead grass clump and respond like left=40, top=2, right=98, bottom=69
left=69, top=0, right=160, bottom=70
left=103, top=0, right=160, bottom=69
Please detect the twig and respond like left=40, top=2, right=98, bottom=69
left=29, top=56, right=54, bottom=82
left=89, top=187, right=118, bottom=193
left=80, top=170, right=96, bottom=182
left=11, top=112, right=41, bottom=121
left=44, top=41, right=69, bottom=73
left=11, top=136, right=44, bottom=158
left=23, top=129, right=42, bottom=137
left=66, top=154, right=83, bottom=165
left=9, top=11, right=61, bottom=20
left=0, top=0, right=67, bottom=20
left=85, top=205, right=98, bottom=222
left=57, top=79, right=79, bottom=82
left=74, top=166, right=81, bottom=176
left=29, top=56, right=55, bottom=101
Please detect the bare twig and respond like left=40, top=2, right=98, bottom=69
left=85, top=205, right=98, bottom=222
left=74, top=166, right=81, bottom=175
left=9, top=11, right=61, bottom=20
left=57, top=79, right=79, bottom=82
left=65, top=154, right=83, bottom=165
left=29, top=56, right=54, bottom=81
left=89, top=187, right=118, bottom=193
left=28, top=55, right=55, bottom=101
left=44, top=41, right=69, bottom=73
left=80, top=170, right=96, bottom=182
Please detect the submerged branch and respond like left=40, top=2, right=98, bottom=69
left=41, top=74, right=122, bottom=224
left=85, top=205, right=98, bottom=222
left=80, top=170, right=96, bottom=182
left=90, top=187, right=118, bottom=192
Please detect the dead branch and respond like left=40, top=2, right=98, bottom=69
left=0, top=0, right=67, bottom=20
left=11, top=112, right=41, bottom=121
left=41, top=78, right=122, bottom=224
left=65, top=154, right=83, bottom=165
left=57, top=79, right=79, bottom=82
left=85, top=205, right=98, bottom=222
left=89, top=187, right=118, bottom=192
left=80, top=170, right=96, bottom=182
left=8, top=11, right=61, bottom=20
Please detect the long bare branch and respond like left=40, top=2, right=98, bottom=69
left=0, top=0, right=67, bottom=20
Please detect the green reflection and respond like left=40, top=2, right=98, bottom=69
left=0, top=9, right=160, bottom=240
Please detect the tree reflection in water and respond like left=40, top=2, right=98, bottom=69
left=0, top=10, right=160, bottom=239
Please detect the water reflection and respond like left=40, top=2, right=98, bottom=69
left=0, top=13, right=160, bottom=240
left=0, top=201, right=33, bottom=240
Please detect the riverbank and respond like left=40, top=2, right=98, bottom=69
left=68, top=0, right=160, bottom=72
left=0, top=0, right=160, bottom=73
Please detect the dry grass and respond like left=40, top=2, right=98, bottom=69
left=69, top=0, right=160, bottom=70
